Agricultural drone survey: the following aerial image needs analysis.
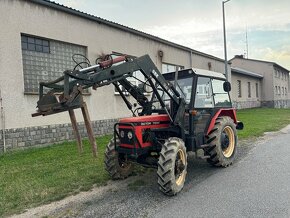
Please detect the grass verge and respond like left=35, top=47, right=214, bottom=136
left=1, top=108, right=290, bottom=216
left=0, top=135, right=112, bottom=217
left=236, top=108, right=290, bottom=139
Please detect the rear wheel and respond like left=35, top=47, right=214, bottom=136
left=205, top=116, right=237, bottom=167
left=104, top=139, right=133, bottom=179
left=157, top=137, right=187, bottom=196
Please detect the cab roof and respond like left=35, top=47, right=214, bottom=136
left=163, top=68, right=226, bottom=80
left=190, top=68, right=226, bottom=80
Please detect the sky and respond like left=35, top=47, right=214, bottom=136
left=54, top=0, right=290, bottom=69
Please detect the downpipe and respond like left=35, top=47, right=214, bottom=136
left=0, top=88, right=6, bottom=152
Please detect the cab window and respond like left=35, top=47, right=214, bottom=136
left=175, top=77, right=193, bottom=104
left=212, top=79, right=231, bottom=107
left=194, top=77, right=214, bottom=108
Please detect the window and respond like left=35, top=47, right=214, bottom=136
left=21, top=35, right=50, bottom=53
left=162, top=63, right=184, bottom=74
left=194, top=77, right=214, bottom=108
left=21, top=34, right=86, bottom=93
left=286, top=88, right=287, bottom=95
left=256, top=83, right=259, bottom=98
left=248, top=82, right=251, bottom=98
left=194, top=77, right=231, bottom=108
left=275, top=86, right=278, bottom=94
left=175, top=77, right=193, bottom=104
left=212, top=79, right=231, bottom=107
left=154, top=73, right=193, bottom=110
left=237, top=80, right=242, bottom=98
left=278, top=86, right=281, bottom=95
left=282, top=87, right=284, bottom=95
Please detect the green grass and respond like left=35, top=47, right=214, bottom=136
left=1, top=108, right=290, bottom=217
left=237, top=108, right=290, bottom=139
left=0, top=135, right=112, bottom=217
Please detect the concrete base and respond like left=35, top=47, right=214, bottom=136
left=261, top=100, right=290, bottom=108
left=232, top=100, right=261, bottom=109
left=234, top=100, right=290, bottom=109
left=0, top=118, right=118, bottom=153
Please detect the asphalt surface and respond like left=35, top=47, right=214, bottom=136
left=17, top=127, right=290, bottom=218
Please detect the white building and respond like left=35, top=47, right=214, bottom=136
left=230, top=55, right=290, bottom=108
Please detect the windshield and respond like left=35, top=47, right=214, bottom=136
left=174, top=77, right=193, bottom=103
left=152, top=76, right=193, bottom=110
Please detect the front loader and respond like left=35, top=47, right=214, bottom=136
left=32, top=54, right=243, bottom=196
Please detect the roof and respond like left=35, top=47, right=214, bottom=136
left=29, top=0, right=224, bottom=62
left=231, top=67, right=264, bottom=79
left=230, top=56, right=289, bottom=73
left=192, top=68, right=226, bottom=80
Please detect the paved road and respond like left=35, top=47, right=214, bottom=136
left=20, top=128, right=290, bottom=218
left=153, top=131, right=290, bottom=218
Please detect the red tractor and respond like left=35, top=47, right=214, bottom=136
left=33, top=54, right=243, bottom=196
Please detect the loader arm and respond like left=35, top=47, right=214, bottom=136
left=33, top=54, right=185, bottom=128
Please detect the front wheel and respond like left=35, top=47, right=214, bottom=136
left=104, top=139, right=133, bottom=179
left=157, top=137, right=187, bottom=196
left=205, top=116, right=237, bottom=167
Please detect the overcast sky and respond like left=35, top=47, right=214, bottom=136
left=55, top=0, right=290, bottom=69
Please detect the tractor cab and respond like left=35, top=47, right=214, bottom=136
left=161, top=68, right=239, bottom=152
left=162, top=68, right=231, bottom=110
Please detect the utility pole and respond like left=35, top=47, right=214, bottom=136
left=222, top=0, right=231, bottom=81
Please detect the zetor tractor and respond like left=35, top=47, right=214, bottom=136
left=33, top=54, right=243, bottom=196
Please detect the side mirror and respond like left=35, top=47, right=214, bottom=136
left=223, top=81, right=231, bottom=92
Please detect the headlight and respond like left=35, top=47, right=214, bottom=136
left=127, top=131, right=133, bottom=139
left=120, top=130, right=125, bottom=138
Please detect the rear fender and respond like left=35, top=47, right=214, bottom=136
left=206, top=109, right=238, bottom=135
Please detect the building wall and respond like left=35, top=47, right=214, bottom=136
left=231, top=58, right=290, bottom=108
left=231, top=72, right=262, bottom=109
left=0, top=0, right=226, bottom=151
left=273, top=67, right=289, bottom=108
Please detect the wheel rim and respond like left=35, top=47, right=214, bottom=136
left=175, top=149, right=186, bottom=186
left=222, top=126, right=235, bottom=158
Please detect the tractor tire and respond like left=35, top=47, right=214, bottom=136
left=157, top=137, right=187, bottom=196
left=104, top=139, right=133, bottom=179
left=205, top=116, right=237, bottom=167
